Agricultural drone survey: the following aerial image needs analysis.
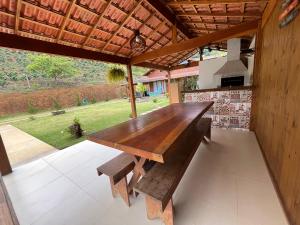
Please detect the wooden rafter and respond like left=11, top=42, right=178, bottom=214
left=0, top=32, right=129, bottom=64
left=14, top=0, right=21, bottom=35
left=136, top=62, right=169, bottom=70
left=178, top=12, right=262, bottom=17
left=184, top=21, right=242, bottom=26
left=131, top=20, right=258, bottom=64
left=262, top=0, right=277, bottom=27
left=145, top=0, right=194, bottom=39
left=81, top=0, right=113, bottom=47
left=101, top=0, right=143, bottom=51
left=56, top=0, right=76, bottom=42
left=167, top=0, right=266, bottom=5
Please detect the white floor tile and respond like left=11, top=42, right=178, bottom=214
left=3, top=129, right=289, bottom=225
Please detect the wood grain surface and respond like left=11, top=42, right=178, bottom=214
left=88, top=102, right=213, bottom=163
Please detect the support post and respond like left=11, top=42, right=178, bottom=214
left=126, top=64, right=137, bottom=118
left=0, top=135, right=12, bottom=175
left=250, top=20, right=262, bottom=131
left=167, top=70, right=171, bottom=103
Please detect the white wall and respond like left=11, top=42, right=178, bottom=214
left=247, top=55, right=254, bottom=85
left=197, top=57, right=227, bottom=89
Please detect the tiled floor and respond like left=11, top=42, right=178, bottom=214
left=3, top=128, right=289, bottom=225
left=0, top=124, right=57, bottom=166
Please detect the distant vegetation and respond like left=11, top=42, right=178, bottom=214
left=0, top=48, right=149, bottom=92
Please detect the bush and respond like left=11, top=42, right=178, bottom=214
left=152, top=98, right=158, bottom=103
left=29, top=116, right=36, bottom=121
left=136, top=83, right=147, bottom=96
left=52, top=98, right=62, bottom=110
left=76, top=95, right=81, bottom=106
left=68, top=117, right=84, bottom=138
left=27, top=101, right=39, bottom=114
left=91, top=97, right=97, bottom=104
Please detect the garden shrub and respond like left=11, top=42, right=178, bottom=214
left=152, top=98, right=158, bottom=103
left=68, top=117, right=84, bottom=138
left=27, top=101, right=39, bottom=114
left=52, top=98, right=62, bottom=110
left=91, top=97, right=97, bottom=104
left=76, top=95, right=81, bottom=106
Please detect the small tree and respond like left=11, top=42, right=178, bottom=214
left=136, top=83, right=147, bottom=96
left=27, top=54, right=77, bottom=82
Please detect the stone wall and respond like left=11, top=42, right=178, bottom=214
left=0, top=84, right=127, bottom=116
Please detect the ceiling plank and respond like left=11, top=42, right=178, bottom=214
left=167, top=0, right=266, bottom=5
left=145, top=0, right=194, bottom=38
left=178, top=12, right=262, bottom=17
left=131, top=20, right=258, bottom=64
left=56, top=0, right=76, bottom=42
left=14, top=0, right=21, bottom=34
left=0, top=32, right=129, bottom=64
left=81, top=0, right=113, bottom=47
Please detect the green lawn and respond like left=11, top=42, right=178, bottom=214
left=1, top=96, right=169, bottom=149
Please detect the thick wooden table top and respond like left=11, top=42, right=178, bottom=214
left=88, top=102, right=213, bottom=163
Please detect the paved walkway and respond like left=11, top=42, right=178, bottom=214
left=0, top=125, right=57, bottom=167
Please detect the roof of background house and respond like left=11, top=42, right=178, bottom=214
left=138, top=64, right=200, bottom=83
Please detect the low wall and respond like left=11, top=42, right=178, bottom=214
left=183, top=87, right=252, bottom=129
left=0, top=84, right=127, bottom=116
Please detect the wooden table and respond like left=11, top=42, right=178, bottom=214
left=88, top=102, right=214, bottom=190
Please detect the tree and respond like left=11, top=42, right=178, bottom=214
left=0, top=73, right=6, bottom=87
left=136, top=83, right=147, bottom=96
left=26, top=54, right=77, bottom=81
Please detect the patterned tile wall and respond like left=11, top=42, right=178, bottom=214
left=184, top=89, right=252, bottom=130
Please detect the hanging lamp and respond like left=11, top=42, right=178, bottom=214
left=130, top=30, right=146, bottom=52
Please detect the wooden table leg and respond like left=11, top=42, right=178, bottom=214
left=128, top=157, right=146, bottom=193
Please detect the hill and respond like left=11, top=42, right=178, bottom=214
left=0, top=47, right=148, bottom=92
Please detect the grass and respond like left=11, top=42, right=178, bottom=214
left=1, top=96, right=168, bottom=149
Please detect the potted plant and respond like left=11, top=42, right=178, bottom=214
left=106, top=66, right=126, bottom=83
left=68, top=117, right=84, bottom=138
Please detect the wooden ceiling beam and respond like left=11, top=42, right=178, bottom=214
left=262, top=0, right=277, bottom=27
left=178, top=12, right=262, bottom=17
left=0, top=32, right=129, bottom=64
left=135, top=62, right=169, bottom=71
left=14, top=0, right=21, bottom=35
left=184, top=20, right=242, bottom=26
left=167, top=0, right=266, bottom=5
left=56, top=0, right=76, bottom=41
left=131, top=20, right=258, bottom=64
left=145, top=0, right=194, bottom=39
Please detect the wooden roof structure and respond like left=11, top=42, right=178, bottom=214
left=0, top=0, right=268, bottom=70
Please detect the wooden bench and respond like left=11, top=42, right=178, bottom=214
left=97, top=152, right=135, bottom=206
left=134, top=118, right=212, bottom=225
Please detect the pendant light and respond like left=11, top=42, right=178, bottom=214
left=130, top=30, right=146, bottom=52
left=130, top=0, right=146, bottom=52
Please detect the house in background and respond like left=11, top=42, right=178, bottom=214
left=138, top=62, right=200, bottom=96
